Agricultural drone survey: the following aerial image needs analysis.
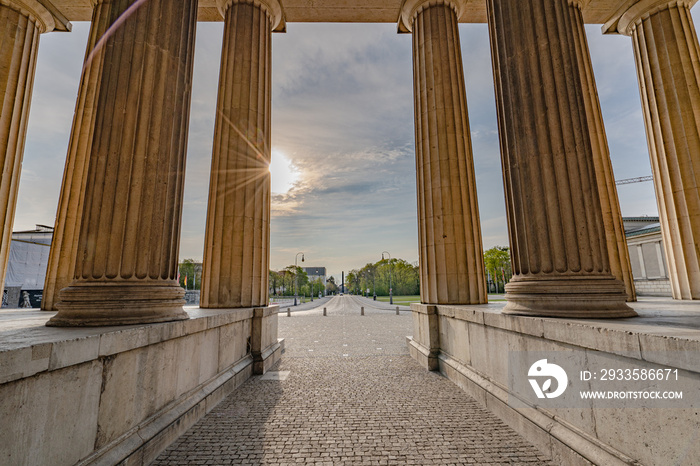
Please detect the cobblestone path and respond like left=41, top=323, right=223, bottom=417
left=153, top=296, right=552, bottom=465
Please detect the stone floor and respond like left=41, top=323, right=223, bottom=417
left=152, top=296, right=552, bottom=465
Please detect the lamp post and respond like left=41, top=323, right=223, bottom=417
left=382, top=251, right=392, bottom=305
left=373, top=273, right=376, bottom=301
left=294, top=252, right=304, bottom=306
left=310, top=268, right=319, bottom=302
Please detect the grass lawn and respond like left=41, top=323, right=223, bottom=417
left=375, top=295, right=421, bottom=305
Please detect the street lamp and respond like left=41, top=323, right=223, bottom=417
left=373, top=273, right=376, bottom=301
left=310, top=268, right=319, bottom=302
left=294, top=252, right=304, bottom=306
left=382, top=251, right=392, bottom=305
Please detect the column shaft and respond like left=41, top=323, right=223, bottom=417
left=47, top=0, right=198, bottom=326
left=629, top=3, right=700, bottom=299
left=486, top=0, right=635, bottom=317
left=42, top=0, right=111, bottom=311
left=0, top=3, right=40, bottom=297
left=411, top=2, right=487, bottom=305
left=201, top=1, right=271, bottom=308
left=569, top=3, right=637, bottom=302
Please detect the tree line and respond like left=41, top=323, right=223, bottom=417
left=268, top=267, right=326, bottom=297
left=345, top=258, right=420, bottom=296
left=179, top=245, right=513, bottom=296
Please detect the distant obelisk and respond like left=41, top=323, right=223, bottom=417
left=341, top=271, right=344, bottom=294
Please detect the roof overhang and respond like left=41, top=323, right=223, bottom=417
left=44, top=0, right=648, bottom=27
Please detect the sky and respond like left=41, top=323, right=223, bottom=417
left=16, top=8, right=698, bottom=282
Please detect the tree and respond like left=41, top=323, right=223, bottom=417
left=284, top=265, right=308, bottom=296
left=303, top=277, right=325, bottom=297
left=483, top=246, right=512, bottom=293
left=269, top=270, right=281, bottom=296
left=326, top=276, right=338, bottom=295
left=178, top=259, right=201, bottom=290
left=348, top=258, right=420, bottom=297
left=346, top=270, right=360, bottom=294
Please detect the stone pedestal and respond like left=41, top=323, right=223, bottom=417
left=569, top=1, right=637, bottom=302
left=201, top=0, right=282, bottom=308
left=486, top=0, right=635, bottom=317
left=605, top=0, right=700, bottom=300
left=400, top=0, right=487, bottom=305
left=0, top=2, right=46, bottom=296
left=251, top=305, right=281, bottom=374
left=47, top=0, right=199, bottom=326
left=42, top=0, right=112, bottom=311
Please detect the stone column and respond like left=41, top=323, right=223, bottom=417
left=604, top=0, right=700, bottom=300
left=47, top=0, right=198, bottom=326
left=486, top=0, right=636, bottom=317
left=201, top=0, right=283, bottom=308
left=399, top=0, right=487, bottom=305
left=42, top=0, right=112, bottom=311
left=570, top=1, right=637, bottom=302
left=0, top=1, right=55, bottom=297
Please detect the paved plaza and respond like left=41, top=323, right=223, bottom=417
left=153, top=296, right=552, bottom=465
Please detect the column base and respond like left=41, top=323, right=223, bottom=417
left=502, top=276, right=638, bottom=318
left=251, top=305, right=280, bottom=375
left=47, top=281, right=188, bottom=326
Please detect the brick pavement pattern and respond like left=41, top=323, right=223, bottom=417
left=153, top=296, right=552, bottom=465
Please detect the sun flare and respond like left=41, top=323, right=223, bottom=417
left=269, top=149, right=300, bottom=195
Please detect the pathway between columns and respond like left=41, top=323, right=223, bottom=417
left=153, top=296, right=552, bottom=465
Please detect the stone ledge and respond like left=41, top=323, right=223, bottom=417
left=0, top=307, right=255, bottom=384
left=434, top=350, right=635, bottom=466
left=414, top=301, right=700, bottom=372
left=79, top=355, right=255, bottom=466
left=409, top=298, right=700, bottom=466
left=0, top=306, right=281, bottom=465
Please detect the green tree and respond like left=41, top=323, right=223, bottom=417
left=326, top=276, right=338, bottom=295
left=483, top=246, right=512, bottom=293
left=269, top=270, right=281, bottom=296
left=349, top=258, right=420, bottom=297
left=284, top=265, right=308, bottom=296
left=346, top=270, right=360, bottom=294
left=178, top=259, right=201, bottom=290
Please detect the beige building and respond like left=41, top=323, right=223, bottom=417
left=1, top=1, right=699, bottom=465
left=624, top=216, right=673, bottom=296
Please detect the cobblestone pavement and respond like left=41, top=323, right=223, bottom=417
left=153, top=296, right=552, bottom=465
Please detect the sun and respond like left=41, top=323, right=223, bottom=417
left=269, top=149, right=300, bottom=195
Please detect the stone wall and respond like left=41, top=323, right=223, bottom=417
left=0, top=306, right=282, bottom=465
left=634, top=279, right=672, bottom=297
left=408, top=303, right=699, bottom=466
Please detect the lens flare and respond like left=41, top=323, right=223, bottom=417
left=270, top=150, right=300, bottom=195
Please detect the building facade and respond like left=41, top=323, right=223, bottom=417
left=624, top=217, right=673, bottom=296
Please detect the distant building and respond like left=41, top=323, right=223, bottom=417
left=623, top=217, right=671, bottom=297
left=2, top=225, right=53, bottom=308
left=302, top=266, right=327, bottom=284
left=302, top=267, right=327, bottom=296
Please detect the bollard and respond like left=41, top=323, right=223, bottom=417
left=323, top=307, right=327, bottom=316
left=396, top=306, right=400, bottom=315
left=361, top=307, right=364, bottom=316
left=287, top=308, right=291, bottom=317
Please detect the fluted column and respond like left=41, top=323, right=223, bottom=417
left=47, top=0, right=198, bottom=326
left=399, top=0, right=487, bottom=305
left=570, top=1, right=637, bottom=302
left=201, top=0, right=282, bottom=308
left=486, top=0, right=636, bottom=317
left=0, top=1, right=53, bottom=298
left=42, top=0, right=111, bottom=311
left=605, top=0, right=700, bottom=300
